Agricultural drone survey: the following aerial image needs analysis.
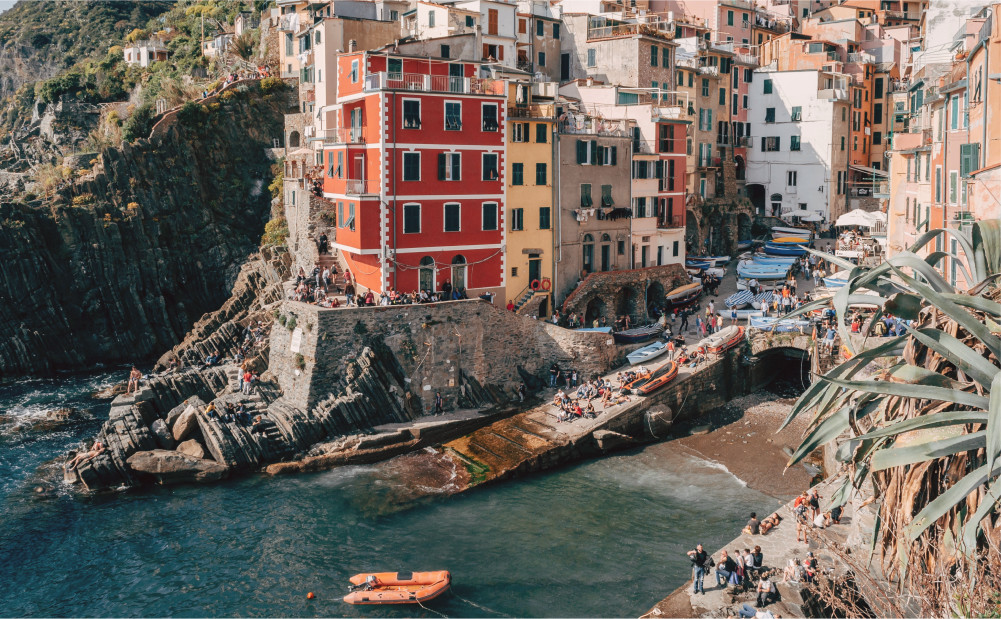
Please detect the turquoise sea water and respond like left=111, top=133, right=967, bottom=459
left=0, top=372, right=779, bottom=617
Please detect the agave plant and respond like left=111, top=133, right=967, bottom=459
left=781, top=219, right=1001, bottom=582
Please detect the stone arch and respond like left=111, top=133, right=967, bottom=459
left=584, top=296, right=607, bottom=325
left=288, top=130, right=301, bottom=148
left=747, top=183, right=766, bottom=216
left=616, top=286, right=638, bottom=320
left=646, top=281, right=666, bottom=317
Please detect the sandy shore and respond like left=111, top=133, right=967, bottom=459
left=671, top=387, right=819, bottom=503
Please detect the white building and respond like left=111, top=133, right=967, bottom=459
left=202, top=32, right=235, bottom=58
left=745, top=68, right=851, bottom=224
left=456, top=0, right=518, bottom=65
left=123, top=40, right=168, bottom=67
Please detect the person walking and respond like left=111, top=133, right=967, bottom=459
left=433, top=392, right=444, bottom=415
left=680, top=309, right=689, bottom=333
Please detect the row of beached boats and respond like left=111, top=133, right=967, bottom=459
left=620, top=325, right=746, bottom=395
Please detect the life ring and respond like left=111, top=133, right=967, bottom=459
left=541, top=279, right=552, bottom=291
left=530, top=279, right=541, bottom=291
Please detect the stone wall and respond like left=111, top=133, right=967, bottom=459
left=269, top=299, right=620, bottom=411
left=560, top=263, right=690, bottom=325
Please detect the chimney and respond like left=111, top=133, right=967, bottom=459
left=348, top=39, right=357, bottom=52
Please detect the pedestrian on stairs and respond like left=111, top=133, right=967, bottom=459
left=242, top=370, right=253, bottom=395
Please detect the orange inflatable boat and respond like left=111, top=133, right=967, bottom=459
left=343, top=571, right=451, bottom=605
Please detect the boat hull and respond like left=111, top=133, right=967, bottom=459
left=613, top=323, right=665, bottom=344
left=627, top=341, right=669, bottom=365
left=344, top=572, right=451, bottom=606
left=636, top=362, right=679, bottom=395
left=665, top=283, right=702, bottom=309
left=763, top=244, right=808, bottom=256
left=702, top=326, right=745, bottom=354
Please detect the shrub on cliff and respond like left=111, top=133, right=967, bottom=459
left=260, top=77, right=286, bottom=93
left=261, top=216, right=288, bottom=247
left=122, top=103, right=154, bottom=142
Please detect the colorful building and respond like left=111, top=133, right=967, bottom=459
left=322, top=52, right=508, bottom=298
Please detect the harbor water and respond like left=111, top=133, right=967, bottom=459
left=0, top=371, right=780, bottom=617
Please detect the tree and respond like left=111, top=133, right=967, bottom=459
left=124, top=28, right=149, bottom=43
left=782, top=220, right=1001, bottom=610
left=230, top=31, right=257, bottom=61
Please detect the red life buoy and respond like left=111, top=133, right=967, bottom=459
left=530, top=279, right=541, bottom=291
left=541, top=279, right=551, bottom=291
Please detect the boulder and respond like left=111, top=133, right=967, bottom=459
left=92, top=383, right=128, bottom=400
left=176, top=439, right=207, bottom=460
left=593, top=429, right=634, bottom=452
left=172, top=405, right=201, bottom=442
left=151, top=419, right=176, bottom=450
left=46, top=407, right=89, bottom=422
left=167, top=396, right=204, bottom=427
left=127, top=450, right=228, bottom=484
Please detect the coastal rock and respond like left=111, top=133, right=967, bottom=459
left=92, top=384, right=127, bottom=400
left=150, top=419, right=176, bottom=450
left=46, top=408, right=89, bottom=422
left=593, top=429, right=635, bottom=452
left=127, top=450, right=228, bottom=484
left=176, top=439, right=207, bottom=460
left=172, top=406, right=201, bottom=442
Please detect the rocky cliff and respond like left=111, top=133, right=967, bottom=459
left=0, top=82, right=290, bottom=377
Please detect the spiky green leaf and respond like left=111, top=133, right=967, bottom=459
left=870, top=431, right=985, bottom=472
left=820, top=376, right=989, bottom=410
left=903, top=326, right=999, bottom=387
left=905, top=459, right=1001, bottom=542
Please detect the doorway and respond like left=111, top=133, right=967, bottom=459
left=419, top=256, right=435, bottom=291
left=560, top=54, right=570, bottom=81
left=528, top=254, right=541, bottom=282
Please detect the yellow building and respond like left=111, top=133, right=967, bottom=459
left=504, top=81, right=555, bottom=318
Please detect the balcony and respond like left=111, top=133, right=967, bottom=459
left=698, top=65, right=720, bottom=76
left=363, top=72, right=496, bottom=96
left=818, top=88, right=849, bottom=101
left=736, top=135, right=752, bottom=147
left=587, top=18, right=676, bottom=41
left=873, top=182, right=890, bottom=198
left=314, top=128, right=365, bottom=144
left=659, top=215, right=685, bottom=229
left=344, top=178, right=378, bottom=196
left=847, top=52, right=875, bottom=64
left=508, top=103, right=556, bottom=118
left=697, top=157, right=722, bottom=168
left=558, top=115, right=629, bottom=135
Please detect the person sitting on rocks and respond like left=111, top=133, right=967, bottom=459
left=715, top=550, right=738, bottom=589
left=780, top=559, right=801, bottom=584
left=205, top=402, right=218, bottom=419
left=756, top=572, right=779, bottom=608
left=166, top=357, right=180, bottom=373
left=743, top=512, right=761, bottom=535
left=127, top=366, right=142, bottom=394
left=65, top=439, right=105, bottom=470
left=251, top=416, right=267, bottom=434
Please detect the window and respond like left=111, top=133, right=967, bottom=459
left=701, top=78, right=710, bottom=97
left=582, top=234, right=594, bottom=273
left=536, top=163, right=547, bottom=185
left=438, top=152, right=461, bottom=181
left=873, top=102, right=882, bottom=124
left=482, top=153, right=498, bottom=180
left=349, top=59, right=359, bottom=83
left=651, top=45, right=658, bottom=66
left=337, top=201, right=343, bottom=227
left=600, top=184, right=613, bottom=206
left=799, top=202, right=807, bottom=211
left=662, top=47, right=669, bottom=68
left=538, top=51, right=546, bottom=67
left=906, top=157, right=912, bottom=181
left=403, top=152, right=420, bottom=181
left=587, top=49, right=596, bottom=67
left=673, top=240, right=679, bottom=257
left=840, top=136, right=846, bottom=151
left=727, top=9, right=734, bottom=25
left=403, top=203, right=420, bottom=233
left=744, top=68, right=752, bottom=83
left=346, top=203, right=355, bottom=231
left=482, top=202, right=497, bottom=230
left=960, top=143, right=981, bottom=177
left=403, top=99, right=421, bottom=128
left=536, top=123, right=547, bottom=143
left=444, top=203, right=461, bottom=231
left=511, top=122, right=529, bottom=142
left=536, top=19, right=544, bottom=36
left=553, top=23, right=560, bottom=39
left=790, top=135, right=801, bottom=151
left=949, top=171, right=958, bottom=204
left=787, top=170, right=797, bottom=186
left=763, top=79, right=773, bottom=94
left=465, top=15, right=474, bottom=27
left=658, top=124, right=672, bottom=152
left=580, top=183, right=592, bottom=207
left=761, top=136, right=780, bottom=151
left=652, top=80, right=659, bottom=95
left=719, top=87, right=726, bottom=105
left=677, top=71, right=685, bottom=86
left=935, top=167, right=942, bottom=202
left=445, top=102, right=461, bottom=130
left=765, top=108, right=775, bottom=123
left=511, top=208, right=524, bottom=230
left=482, top=104, right=498, bottom=131
left=791, top=106, right=802, bottom=121
left=440, top=44, right=450, bottom=58
left=951, top=95, right=959, bottom=130
left=511, top=163, right=523, bottom=185
left=539, top=207, right=550, bottom=229
left=873, top=131, right=881, bottom=145
left=576, top=139, right=597, bottom=164
left=617, top=240, right=625, bottom=255
left=428, top=10, right=435, bottom=27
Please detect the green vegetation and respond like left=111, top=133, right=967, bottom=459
left=121, top=103, right=154, bottom=143
left=260, top=216, right=288, bottom=247
left=783, top=220, right=1001, bottom=615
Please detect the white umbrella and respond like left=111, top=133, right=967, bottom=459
left=836, top=208, right=879, bottom=228
left=800, top=212, right=824, bottom=222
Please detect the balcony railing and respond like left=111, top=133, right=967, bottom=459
left=847, top=52, right=875, bottom=64
left=344, top=179, right=378, bottom=195
left=697, top=157, right=722, bottom=168
left=587, top=19, right=676, bottom=41
left=818, top=88, right=849, bottom=101
left=508, top=104, right=556, bottom=118
left=363, top=72, right=493, bottom=95
left=314, top=128, right=365, bottom=144
left=736, top=135, right=752, bottom=147
left=659, top=215, right=684, bottom=229
left=558, top=115, right=629, bottom=135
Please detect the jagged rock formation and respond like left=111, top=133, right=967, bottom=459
left=0, top=83, right=290, bottom=377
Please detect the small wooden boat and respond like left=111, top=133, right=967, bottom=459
left=770, top=236, right=811, bottom=245
left=772, top=226, right=812, bottom=240
left=724, top=290, right=753, bottom=309
left=751, top=255, right=797, bottom=266
left=627, top=341, right=669, bottom=365
left=763, top=243, right=808, bottom=256
left=637, top=361, right=679, bottom=395
left=576, top=326, right=612, bottom=333
left=665, top=283, right=702, bottom=309
left=702, top=326, right=745, bottom=355
left=737, top=239, right=753, bottom=250
left=737, top=263, right=789, bottom=279
left=613, top=322, right=665, bottom=344
left=344, top=571, right=451, bottom=606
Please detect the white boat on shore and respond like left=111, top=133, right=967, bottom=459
left=772, top=226, right=813, bottom=240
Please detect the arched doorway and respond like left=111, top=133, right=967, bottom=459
left=582, top=234, right=594, bottom=275
left=616, top=287, right=638, bottom=319
left=646, top=281, right=666, bottom=318
left=734, top=155, right=746, bottom=181
left=600, top=233, right=612, bottom=271
left=769, top=193, right=783, bottom=217
left=451, top=255, right=467, bottom=291
left=419, top=256, right=435, bottom=292
left=584, top=296, right=606, bottom=325
left=288, top=130, right=301, bottom=148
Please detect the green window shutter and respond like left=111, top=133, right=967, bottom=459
left=512, top=163, right=523, bottom=185
left=438, top=154, right=447, bottom=180
left=576, top=139, right=586, bottom=164
left=590, top=140, right=597, bottom=162
left=536, top=163, right=546, bottom=185
left=761, top=136, right=766, bottom=151
left=611, top=146, right=617, bottom=165
left=451, top=155, right=461, bottom=181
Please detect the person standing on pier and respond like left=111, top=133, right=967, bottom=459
left=680, top=309, right=689, bottom=333
left=687, top=543, right=710, bottom=594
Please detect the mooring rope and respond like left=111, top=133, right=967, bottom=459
left=452, top=594, right=512, bottom=617
left=416, top=598, right=448, bottom=618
